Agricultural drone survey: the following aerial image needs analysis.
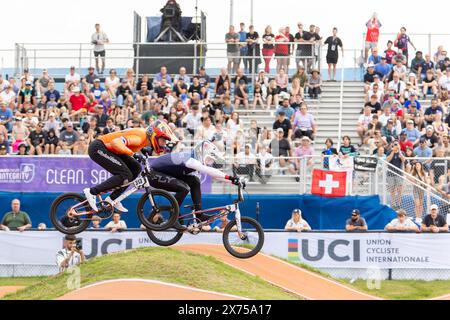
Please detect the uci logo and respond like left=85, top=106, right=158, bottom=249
left=288, top=238, right=361, bottom=262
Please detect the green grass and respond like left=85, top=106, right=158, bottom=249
left=0, top=277, right=45, bottom=287
left=282, top=257, right=450, bottom=300
left=350, top=280, right=450, bottom=300
left=2, top=247, right=300, bottom=300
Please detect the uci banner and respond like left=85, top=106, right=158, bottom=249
left=1, top=231, right=450, bottom=270
left=0, top=156, right=212, bottom=193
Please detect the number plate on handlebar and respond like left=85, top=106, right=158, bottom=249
left=133, top=177, right=147, bottom=189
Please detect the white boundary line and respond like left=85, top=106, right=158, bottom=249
left=430, top=293, right=450, bottom=300
left=63, top=278, right=249, bottom=300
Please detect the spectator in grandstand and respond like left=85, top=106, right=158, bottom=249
left=422, top=125, right=439, bottom=148
left=56, top=234, right=85, bottom=272
left=285, top=209, right=311, bottom=232
left=0, top=102, right=13, bottom=132
left=424, top=99, right=444, bottom=125
left=383, top=40, right=397, bottom=65
left=381, top=119, right=399, bottom=144
left=394, top=27, right=416, bottom=65
left=195, top=115, right=215, bottom=141
left=116, top=79, right=133, bottom=107
left=214, top=68, right=231, bottom=97
left=252, top=83, right=265, bottom=109
left=82, top=67, right=97, bottom=89
left=273, top=111, right=292, bottom=139
left=429, top=148, right=448, bottom=187
left=421, top=204, right=449, bottom=233
left=261, top=26, right=275, bottom=74
left=292, top=103, right=315, bottom=140
left=422, top=70, right=439, bottom=99
left=364, top=13, right=382, bottom=61
left=438, top=58, right=450, bottom=73
left=307, top=69, right=322, bottom=99
left=392, top=59, right=408, bottom=82
left=411, top=51, right=425, bottom=78
left=246, top=25, right=261, bottom=74
left=290, top=136, right=314, bottom=178
left=91, top=23, right=109, bottom=74
left=386, top=141, right=405, bottom=209
left=374, top=56, right=391, bottom=81
left=256, top=145, right=274, bottom=182
left=388, top=72, right=406, bottom=104
left=104, top=213, right=127, bottom=233
left=410, top=161, right=431, bottom=222
left=225, top=25, right=240, bottom=75
left=321, top=138, right=338, bottom=170
left=234, top=80, right=249, bottom=109
left=357, top=106, right=373, bottom=145
left=399, top=131, right=413, bottom=153
left=196, top=66, right=210, bottom=89
left=0, top=199, right=32, bottom=232
left=0, top=83, right=16, bottom=109
left=238, top=23, right=248, bottom=73
left=275, top=68, right=289, bottom=93
left=438, top=68, right=450, bottom=92
left=404, top=92, right=421, bottom=111
left=65, top=66, right=81, bottom=88
left=90, top=79, right=105, bottom=101
left=68, top=87, right=87, bottom=118
left=345, top=209, right=368, bottom=232
left=414, top=137, right=433, bottom=158
left=274, top=28, right=290, bottom=74
left=26, top=123, right=45, bottom=155
left=266, top=79, right=281, bottom=109
left=18, top=81, right=37, bottom=107
left=291, top=67, right=307, bottom=98
left=324, top=27, right=344, bottom=81
left=368, top=48, right=382, bottom=65
left=44, top=128, right=59, bottom=154
left=11, top=119, right=29, bottom=153
left=385, top=209, right=419, bottom=232
left=269, top=128, right=292, bottom=171
left=365, top=93, right=382, bottom=114
left=173, top=66, right=190, bottom=87
left=276, top=98, right=295, bottom=121
left=339, top=136, right=357, bottom=157
left=36, top=69, right=53, bottom=95
left=0, top=144, right=7, bottom=155
left=56, top=122, right=79, bottom=154
left=434, top=46, right=446, bottom=64
left=233, top=144, right=256, bottom=181
left=363, top=64, right=376, bottom=92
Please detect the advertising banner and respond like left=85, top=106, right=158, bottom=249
left=0, top=157, right=212, bottom=193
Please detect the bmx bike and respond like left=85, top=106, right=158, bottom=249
left=146, top=181, right=265, bottom=259
left=50, top=154, right=179, bottom=235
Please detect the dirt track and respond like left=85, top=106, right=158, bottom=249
left=175, top=244, right=380, bottom=300
left=0, top=286, right=24, bottom=298
left=58, top=279, right=246, bottom=300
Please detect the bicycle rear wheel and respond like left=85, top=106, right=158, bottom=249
left=50, top=193, right=91, bottom=235
left=222, top=217, right=265, bottom=259
left=137, top=190, right=179, bottom=231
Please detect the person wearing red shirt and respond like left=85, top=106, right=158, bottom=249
left=274, top=27, right=290, bottom=73
left=69, top=87, right=87, bottom=118
left=399, top=131, right=413, bottom=152
left=384, top=41, right=397, bottom=65
left=365, top=13, right=382, bottom=61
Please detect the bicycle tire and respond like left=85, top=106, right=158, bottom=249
left=137, top=190, right=179, bottom=231
left=222, top=216, right=265, bottom=259
left=146, top=229, right=184, bottom=247
left=50, top=193, right=91, bottom=235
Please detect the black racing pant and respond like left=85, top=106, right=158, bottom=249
left=148, top=171, right=202, bottom=211
left=88, top=139, right=141, bottom=200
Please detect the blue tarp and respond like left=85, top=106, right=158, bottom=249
left=0, top=192, right=396, bottom=230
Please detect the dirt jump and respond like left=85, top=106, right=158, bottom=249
left=0, top=286, right=24, bottom=298
left=175, top=244, right=380, bottom=300
left=58, top=279, right=247, bottom=300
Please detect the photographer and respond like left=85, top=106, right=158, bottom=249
left=56, top=235, right=85, bottom=273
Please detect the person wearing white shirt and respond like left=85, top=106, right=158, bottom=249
left=285, top=209, right=311, bottom=232
left=105, top=69, right=121, bottom=98
left=56, top=234, right=85, bottom=272
left=385, top=209, right=419, bottom=232
left=65, top=66, right=81, bottom=86
left=438, top=69, right=450, bottom=91
left=357, top=106, right=373, bottom=145
left=183, top=106, right=202, bottom=137
left=388, top=72, right=406, bottom=100
left=173, top=67, right=191, bottom=87
left=256, top=145, right=274, bottom=180
left=104, top=213, right=127, bottom=232
left=195, top=115, right=216, bottom=141
left=0, top=84, right=16, bottom=107
left=234, top=144, right=257, bottom=181
left=91, top=24, right=109, bottom=74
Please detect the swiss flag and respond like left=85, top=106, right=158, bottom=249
left=311, top=169, right=347, bottom=197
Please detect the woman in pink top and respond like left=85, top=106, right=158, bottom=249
left=275, top=68, right=289, bottom=92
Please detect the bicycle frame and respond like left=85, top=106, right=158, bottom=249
left=67, top=156, right=159, bottom=219
left=180, top=183, right=245, bottom=234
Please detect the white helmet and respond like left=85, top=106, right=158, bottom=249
left=193, top=140, right=222, bottom=166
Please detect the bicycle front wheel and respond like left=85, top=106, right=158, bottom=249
left=222, top=217, right=265, bottom=259
left=50, top=193, right=91, bottom=235
left=137, top=190, right=179, bottom=231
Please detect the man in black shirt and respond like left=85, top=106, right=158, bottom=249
left=272, top=111, right=292, bottom=138
left=421, top=204, right=448, bottom=233
left=386, top=141, right=405, bottom=209
left=232, top=69, right=249, bottom=87
left=27, top=123, right=46, bottom=155
left=188, top=76, right=203, bottom=98
left=365, top=95, right=381, bottom=114
left=421, top=125, right=439, bottom=149
left=269, top=128, right=292, bottom=170
left=364, top=64, right=376, bottom=92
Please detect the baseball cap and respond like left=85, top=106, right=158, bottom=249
left=61, top=113, right=70, bottom=120
left=381, top=56, right=386, bottom=60
left=352, top=209, right=360, bottom=215
left=430, top=204, right=439, bottom=211
left=49, top=112, right=56, bottom=117
left=25, top=81, right=32, bottom=85
left=426, top=125, right=434, bottom=131
left=276, top=128, right=284, bottom=133
left=94, top=78, right=101, bottom=83
left=367, top=63, right=375, bottom=68
left=72, top=86, right=80, bottom=93
left=67, top=122, right=74, bottom=127
left=0, top=145, right=6, bottom=150
left=301, top=136, right=311, bottom=141
left=387, top=119, right=394, bottom=124
left=292, top=208, right=302, bottom=215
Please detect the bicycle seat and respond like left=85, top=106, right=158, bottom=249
left=184, top=204, right=196, bottom=210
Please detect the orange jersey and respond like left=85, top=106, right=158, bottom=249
left=98, top=128, right=149, bottom=156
